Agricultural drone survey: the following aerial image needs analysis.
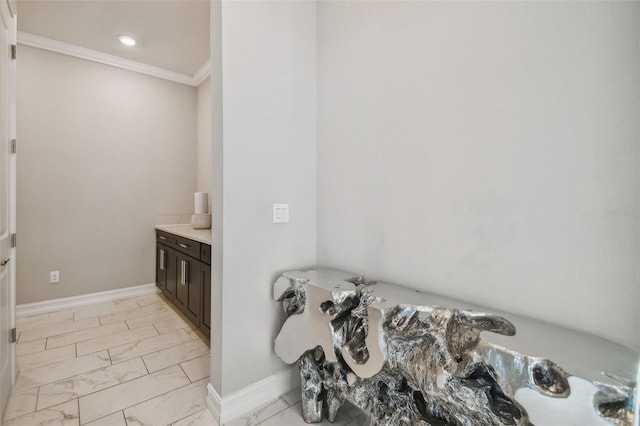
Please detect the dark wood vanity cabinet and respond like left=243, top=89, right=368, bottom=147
left=200, top=263, right=211, bottom=335
left=174, top=251, right=201, bottom=326
left=156, top=243, right=176, bottom=300
left=156, top=230, right=211, bottom=337
left=199, top=237, right=211, bottom=335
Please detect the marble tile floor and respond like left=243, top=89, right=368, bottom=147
left=3, top=292, right=369, bottom=426
left=222, top=388, right=369, bottom=426
left=3, top=292, right=211, bottom=426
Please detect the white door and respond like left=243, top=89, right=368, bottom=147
left=0, top=0, right=16, bottom=419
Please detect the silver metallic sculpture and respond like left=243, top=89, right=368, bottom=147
left=273, top=268, right=639, bottom=425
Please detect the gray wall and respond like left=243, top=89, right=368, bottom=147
left=17, top=46, right=197, bottom=304
left=211, top=0, right=317, bottom=396
left=209, top=0, right=223, bottom=395
left=197, top=75, right=212, bottom=202
left=316, top=1, right=640, bottom=349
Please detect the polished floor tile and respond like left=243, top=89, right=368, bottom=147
left=78, top=365, right=190, bottom=423
left=15, top=310, right=74, bottom=333
left=15, top=351, right=111, bottom=390
left=179, top=354, right=210, bottom=382
left=46, top=321, right=128, bottom=350
left=257, top=401, right=353, bottom=426
left=108, top=328, right=195, bottom=364
left=4, top=291, right=349, bottom=426
left=134, top=294, right=165, bottom=307
left=98, top=303, right=168, bottom=325
left=83, top=411, right=127, bottom=426
left=18, top=344, right=75, bottom=371
left=123, top=378, right=208, bottom=425
left=37, top=357, right=148, bottom=410
left=154, top=317, right=194, bottom=334
left=5, top=292, right=218, bottom=426
left=5, top=399, right=79, bottom=426
left=72, top=299, right=140, bottom=321
left=76, top=324, right=158, bottom=356
left=143, top=338, right=209, bottom=373
left=1, top=386, right=37, bottom=421
left=15, top=338, right=47, bottom=357
left=224, top=398, right=290, bottom=426
left=126, top=310, right=181, bottom=329
left=19, top=317, right=100, bottom=343
left=280, top=387, right=302, bottom=406
left=171, top=408, right=219, bottom=426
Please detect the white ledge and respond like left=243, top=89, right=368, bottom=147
left=17, top=31, right=210, bottom=87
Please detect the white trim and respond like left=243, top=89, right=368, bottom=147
left=207, top=367, right=298, bottom=424
left=193, top=59, right=211, bottom=86
left=207, top=383, right=222, bottom=423
left=6, top=0, right=16, bottom=18
left=16, top=283, right=159, bottom=317
left=635, top=365, right=640, bottom=426
left=17, top=32, right=209, bottom=87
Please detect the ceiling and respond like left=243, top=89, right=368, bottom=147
left=17, top=0, right=210, bottom=77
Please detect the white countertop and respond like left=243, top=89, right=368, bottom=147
left=155, top=224, right=212, bottom=245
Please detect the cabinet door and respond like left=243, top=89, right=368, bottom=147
left=156, top=244, right=167, bottom=292
left=156, top=244, right=175, bottom=301
left=200, top=263, right=211, bottom=336
left=174, top=252, right=188, bottom=311
left=164, top=247, right=176, bottom=301
left=186, top=260, right=202, bottom=327
left=175, top=252, right=200, bottom=326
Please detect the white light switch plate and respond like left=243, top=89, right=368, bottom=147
left=273, top=203, right=289, bottom=223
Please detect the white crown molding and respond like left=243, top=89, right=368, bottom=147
left=193, top=59, right=211, bottom=86
left=16, top=283, right=159, bottom=317
left=17, top=31, right=209, bottom=87
left=207, top=367, right=298, bottom=424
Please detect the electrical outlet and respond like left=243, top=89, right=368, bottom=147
left=50, top=270, right=60, bottom=284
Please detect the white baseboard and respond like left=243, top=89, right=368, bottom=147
left=207, top=383, right=222, bottom=422
left=635, top=365, right=640, bottom=424
left=16, top=283, right=159, bottom=317
left=207, top=367, right=298, bottom=425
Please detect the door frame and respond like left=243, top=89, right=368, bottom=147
left=1, top=0, right=17, bottom=416
left=8, top=0, right=16, bottom=386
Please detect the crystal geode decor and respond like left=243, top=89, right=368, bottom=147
left=273, top=268, right=639, bottom=425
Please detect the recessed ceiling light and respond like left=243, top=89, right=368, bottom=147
left=118, top=35, right=136, bottom=47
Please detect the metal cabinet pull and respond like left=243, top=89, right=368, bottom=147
left=179, top=243, right=188, bottom=249
left=160, top=250, right=165, bottom=271
left=159, top=236, right=166, bottom=240
left=180, top=260, right=185, bottom=285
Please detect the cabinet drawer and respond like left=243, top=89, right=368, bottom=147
left=174, top=234, right=201, bottom=258
left=156, top=230, right=174, bottom=245
left=201, top=244, right=211, bottom=265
